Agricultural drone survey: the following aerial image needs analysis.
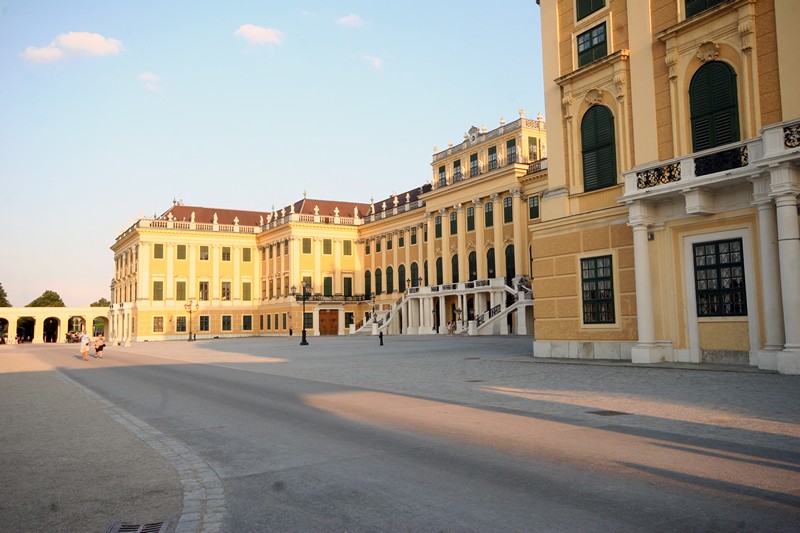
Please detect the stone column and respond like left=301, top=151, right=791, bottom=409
left=511, top=188, right=525, bottom=278
left=474, top=199, right=485, bottom=279
left=440, top=208, right=451, bottom=284
left=456, top=204, right=466, bottom=283
left=491, top=194, right=505, bottom=278
left=751, top=176, right=784, bottom=370
left=426, top=214, right=436, bottom=286
left=773, top=175, right=800, bottom=374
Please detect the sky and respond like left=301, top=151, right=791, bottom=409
left=0, top=1, right=545, bottom=307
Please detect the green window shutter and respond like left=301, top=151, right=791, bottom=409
left=690, top=62, right=739, bottom=151
left=323, top=277, right=332, bottom=297
left=581, top=105, right=617, bottom=191
left=577, top=0, right=605, bottom=20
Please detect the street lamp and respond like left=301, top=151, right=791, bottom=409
left=291, top=281, right=311, bottom=346
left=184, top=299, right=199, bottom=341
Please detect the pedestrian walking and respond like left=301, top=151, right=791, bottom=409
left=79, top=329, right=90, bottom=361
left=94, top=333, right=106, bottom=358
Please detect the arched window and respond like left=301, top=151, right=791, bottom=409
left=468, top=251, right=477, bottom=281
left=386, top=266, right=394, bottom=294
left=411, top=262, right=419, bottom=287
left=364, top=270, right=372, bottom=299
left=451, top=254, right=459, bottom=283
left=690, top=61, right=739, bottom=152
left=398, top=264, right=406, bottom=292
left=436, top=257, right=443, bottom=285
left=487, top=248, right=496, bottom=278
left=375, top=268, right=383, bottom=295
left=505, top=245, right=516, bottom=280
left=581, top=105, right=617, bottom=192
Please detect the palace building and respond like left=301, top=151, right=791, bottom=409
left=534, top=0, right=800, bottom=373
left=109, top=113, right=547, bottom=345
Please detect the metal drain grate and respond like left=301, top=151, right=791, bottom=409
left=106, top=520, right=172, bottom=533
left=588, top=410, right=628, bottom=416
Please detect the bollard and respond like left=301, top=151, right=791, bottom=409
left=379, top=331, right=384, bottom=346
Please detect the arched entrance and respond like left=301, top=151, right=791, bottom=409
left=0, top=318, right=8, bottom=344
left=43, top=317, right=60, bottom=343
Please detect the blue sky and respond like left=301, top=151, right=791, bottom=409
left=0, top=1, right=544, bottom=306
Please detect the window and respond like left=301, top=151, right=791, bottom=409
left=274, top=313, right=279, bottom=330
left=451, top=254, right=459, bottom=283
left=487, top=248, right=496, bottom=278
left=176, top=316, right=186, bottom=333
left=505, top=245, right=516, bottom=280
left=398, top=265, right=406, bottom=292
left=528, top=136, right=539, bottom=161
left=284, top=239, right=289, bottom=255
left=152, top=281, right=164, bottom=301
left=376, top=268, right=383, bottom=295
left=269, top=281, right=274, bottom=299
left=468, top=251, right=477, bottom=281
left=222, top=315, right=232, bottom=331
left=453, top=160, right=462, bottom=181
left=242, top=248, right=251, bottom=262
left=436, top=257, right=443, bottom=285
left=324, top=277, right=333, bottom=297
left=506, top=140, right=517, bottom=163
left=269, top=245, right=274, bottom=259
left=411, top=262, right=419, bottom=286
left=267, top=314, right=272, bottom=330
left=276, top=242, right=281, bottom=255
left=345, top=312, right=354, bottom=328
left=260, top=315, right=264, bottom=330
left=467, top=207, right=475, bottom=231
left=577, top=22, right=607, bottom=67
left=411, top=227, right=417, bottom=245
left=503, top=197, right=513, bottom=223
left=690, top=62, right=739, bottom=152
left=399, top=234, right=404, bottom=248
left=686, top=0, right=726, bottom=18
left=261, top=248, right=266, bottom=262
left=424, top=224, right=428, bottom=242
left=343, top=240, right=352, bottom=255
left=424, top=260, right=429, bottom=285
left=242, top=282, right=251, bottom=301
left=438, top=165, right=447, bottom=186
left=199, top=281, right=209, bottom=301
left=177, top=245, right=186, bottom=260
left=470, top=153, right=479, bottom=176
left=153, top=316, right=164, bottom=333
left=529, top=195, right=540, bottom=219
left=282, top=313, right=287, bottom=329
left=694, top=239, right=746, bottom=317
left=435, top=216, right=442, bottom=238
left=153, top=244, right=164, bottom=259
left=323, top=239, right=332, bottom=255
left=365, top=270, right=372, bottom=299
left=221, top=281, right=231, bottom=301
left=200, top=246, right=209, bottom=261
left=304, top=313, right=312, bottom=330
left=581, top=256, right=615, bottom=323
left=385, top=266, right=394, bottom=294
left=577, top=0, right=605, bottom=20
left=302, top=238, right=311, bottom=254
left=365, top=241, right=371, bottom=255
left=176, top=281, right=186, bottom=301
left=450, top=212, right=457, bottom=234
left=344, top=277, right=353, bottom=297
left=376, top=239, right=382, bottom=253
left=243, top=315, right=252, bottom=331
left=485, top=202, right=494, bottom=228
left=199, top=316, right=209, bottom=331
left=488, top=146, right=498, bottom=170
left=222, top=247, right=231, bottom=261
left=582, top=105, right=617, bottom=191
left=387, top=237, right=393, bottom=251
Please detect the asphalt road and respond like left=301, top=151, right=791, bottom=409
left=7, top=335, right=800, bottom=532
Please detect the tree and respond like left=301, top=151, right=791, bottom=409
left=90, top=298, right=110, bottom=307
left=27, top=290, right=66, bottom=307
left=0, top=283, right=10, bottom=307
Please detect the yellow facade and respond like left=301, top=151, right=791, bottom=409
left=109, top=116, right=547, bottom=343
left=536, top=0, right=800, bottom=373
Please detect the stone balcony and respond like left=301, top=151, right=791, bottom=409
left=621, top=119, right=800, bottom=211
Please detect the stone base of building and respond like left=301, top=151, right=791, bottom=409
left=630, top=341, right=674, bottom=364
left=533, top=340, right=636, bottom=361
left=777, top=349, right=800, bottom=375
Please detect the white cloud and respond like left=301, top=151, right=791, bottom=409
left=363, top=55, right=383, bottom=69
left=235, top=24, right=283, bottom=45
left=139, top=72, right=160, bottom=91
left=336, top=14, right=363, bottom=28
left=21, top=31, right=122, bottom=63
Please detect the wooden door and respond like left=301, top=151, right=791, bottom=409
left=318, top=310, right=338, bottom=335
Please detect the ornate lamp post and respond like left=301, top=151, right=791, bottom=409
left=455, top=307, right=463, bottom=331
left=184, top=299, right=199, bottom=341
left=291, top=281, right=311, bottom=346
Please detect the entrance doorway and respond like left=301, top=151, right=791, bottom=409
left=318, top=310, right=339, bottom=335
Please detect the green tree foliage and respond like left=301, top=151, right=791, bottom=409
left=27, top=290, right=66, bottom=307
left=0, top=283, right=10, bottom=307
left=90, top=298, right=110, bottom=307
